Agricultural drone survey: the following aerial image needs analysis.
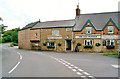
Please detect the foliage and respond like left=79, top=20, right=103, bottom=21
left=84, top=45, right=93, bottom=48
left=11, top=42, right=18, bottom=46
left=106, top=45, right=115, bottom=49
left=95, top=43, right=101, bottom=46
left=103, top=52, right=118, bottom=57
left=0, top=28, right=20, bottom=45
left=77, top=43, right=81, bottom=46
left=58, top=43, right=61, bottom=46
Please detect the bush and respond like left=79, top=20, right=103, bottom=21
left=11, top=42, right=18, bottom=46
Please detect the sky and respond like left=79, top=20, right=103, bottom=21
left=0, top=0, right=120, bottom=30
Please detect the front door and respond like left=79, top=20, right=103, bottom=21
left=66, top=40, right=71, bottom=50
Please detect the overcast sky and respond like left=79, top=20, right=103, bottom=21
left=0, top=0, right=120, bottom=30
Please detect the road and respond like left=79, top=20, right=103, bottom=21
left=1, top=44, right=119, bottom=79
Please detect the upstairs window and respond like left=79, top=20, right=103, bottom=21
left=108, top=26, right=114, bottom=34
left=52, top=30, right=60, bottom=36
left=35, top=33, right=38, bottom=38
left=86, top=27, right=92, bottom=34
left=84, top=40, right=92, bottom=46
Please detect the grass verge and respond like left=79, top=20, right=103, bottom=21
left=102, top=52, right=118, bottom=57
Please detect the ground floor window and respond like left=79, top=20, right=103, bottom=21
left=84, top=40, right=93, bottom=48
left=102, top=40, right=106, bottom=46
left=107, top=40, right=114, bottom=46
left=104, top=39, right=115, bottom=49
left=84, top=40, right=92, bottom=46
left=47, top=42, right=55, bottom=48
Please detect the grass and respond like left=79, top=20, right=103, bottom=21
left=102, top=52, right=118, bottom=57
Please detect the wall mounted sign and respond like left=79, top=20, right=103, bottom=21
left=75, top=34, right=101, bottom=38
left=102, top=35, right=120, bottom=39
left=48, top=36, right=62, bottom=39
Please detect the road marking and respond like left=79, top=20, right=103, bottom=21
left=68, top=66, right=72, bottom=69
left=20, top=55, right=22, bottom=60
left=74, top=66, right=78, bottom=69
left=50, top=57, right=95, bottom=78
left=112, top=65, right=120, bottom=68
left=8, top=62, right=20, bottom=74
left=72, top=69, right=77, bottom=72
left=78, top=69, right=84, bottom=72
left=83, top=72, right=90, bottom=75
left=76, top=72, right=82, bottom=75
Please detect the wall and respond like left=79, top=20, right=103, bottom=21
left=18, top=29, right=31, bottom=49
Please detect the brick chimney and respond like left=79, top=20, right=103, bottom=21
left=76, top=5, right=80, bottom=16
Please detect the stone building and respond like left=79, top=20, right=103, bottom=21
left=18, top=5, right=120, bottom=52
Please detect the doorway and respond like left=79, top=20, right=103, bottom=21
left=66, top=40, right=71, bottom=50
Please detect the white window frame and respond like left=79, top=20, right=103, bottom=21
left=107, top=40, right=115, bottom=46
left=108, top=26, right=114, bottom=34
left=84, top=40, right=92, bottom=46
left=86, top=27, right=92, bottom=34
left=47, top=42, right=55, bottom=47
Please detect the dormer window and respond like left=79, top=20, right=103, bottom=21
left=86, top=27, right=92, bottom=34
left=108, top=26, right=114, bottom=34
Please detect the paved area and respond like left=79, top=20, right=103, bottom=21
left=1, top=44, right=119, bottom=78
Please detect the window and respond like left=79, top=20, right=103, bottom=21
left=52, top=30, right=60, bottom=36
left=103, top=40, right=106, bottom=46
left=66, top=28, right=72, bottom=31
left=108, top=26, right=114, bottom=34
left=107, top=40, right=114, bottom=46
left=86, top=27, right=92, bottom=34
left=35, top=33, right=38, bottom=38
left=84, top=40, right=92, bottom=46
left=47, top=42, right=55, bottom=48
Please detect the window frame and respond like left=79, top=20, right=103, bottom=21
left=108, top=26, right=114, bottom=34
left=84, top=39, right=92, bottom=46
left=47, top=42, right=55, bottom=48
left=86, top=27, right=92, bottom=34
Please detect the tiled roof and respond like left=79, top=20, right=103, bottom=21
left=22, top=21, right=39, bottom=30
left=74, top=12, right=120, bottom=31
left=22, top=12, right=120, bottom=31
left=32, top=19, right=75, bottom=28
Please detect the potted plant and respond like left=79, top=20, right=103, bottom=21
left=84, top=45, right=93, bottom=48
left=58, top=43, right=62, bottom=46
left=43, top=42, right=47, bottom=46
left=77, top=43, right=81, bottom=46
left=95, top=43, right=101, bottom=46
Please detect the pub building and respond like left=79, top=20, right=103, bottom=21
left=18, top=4, right=120, bottom=52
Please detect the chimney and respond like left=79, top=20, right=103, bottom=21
left=76, top=5, right=80, bottom=16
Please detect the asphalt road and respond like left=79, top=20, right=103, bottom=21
left=1, top=44, right=119, bottom=78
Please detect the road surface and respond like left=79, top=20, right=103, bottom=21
left=1, top=44, right=119, bottom=79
